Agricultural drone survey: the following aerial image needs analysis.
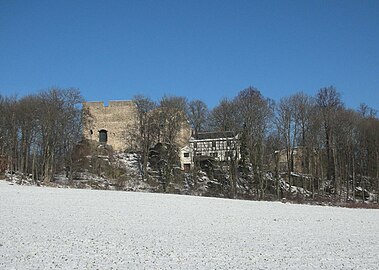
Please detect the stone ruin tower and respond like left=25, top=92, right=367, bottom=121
left=82, top=101, right=138, bottom=151
left=82, top=100, right=191, bottom=152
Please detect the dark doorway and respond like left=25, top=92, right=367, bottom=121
left=99, top=129, right=108, bottom=144
left=183, top=164, right=191, bottom=172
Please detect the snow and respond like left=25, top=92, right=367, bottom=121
left=0, top=180, right=378, bottom=269
left=112, top=152, right=141, bottom=174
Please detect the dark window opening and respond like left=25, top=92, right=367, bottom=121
left=212, top=141, right=216, bottom=148
left=90, top=129, right=93, bottom=135
left=99, top=129, right=108, bottom=144
left=184, top=152, right=190, bottom=158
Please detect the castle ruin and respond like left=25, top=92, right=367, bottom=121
left=82, top=100, right=191, bottom=152
left=82, top=101, right=138, bottom=151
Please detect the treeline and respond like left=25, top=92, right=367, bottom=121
left=1, top=86, right=378, bottom=202
left=0, top=88, right=83, bottom=183
left=131, top=86, right=379, bottom=200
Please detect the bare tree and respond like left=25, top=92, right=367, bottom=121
left=132, top=95, right=157, bottom=179
left=334, top=108, right=359, bottom=200
left=316, top=86, right=343, bottom=193
left=16, top=95, right=41, bottom=178
left=0, top=95, right=18, bottom=178
left=207, top=98, right=237, bottom=132
left=275, top=92, right=316, bottom=193
left=234, top=87, right=274, bottom=199
left=356, top=109, right=379, bottom=201
left=188, top=99, right=208, bottom=135
left=156, top=95, right=188, bottom=191
left=275, top=96, right=297, bottom=190
left=38, top=88, right=83, bottom=183
left=0, top=88, right=83, bottom=183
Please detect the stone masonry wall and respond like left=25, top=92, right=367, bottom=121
left=83, top=100, right=191, bottom=152
left=83, top=101, right=138, bottom=151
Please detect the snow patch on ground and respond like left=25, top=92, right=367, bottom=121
left=112, top=152, right=141, bottom=175
left=0, top=180, right=378, bottom=269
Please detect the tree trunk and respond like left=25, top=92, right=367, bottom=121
left=32, top=151, right=36, bottom=183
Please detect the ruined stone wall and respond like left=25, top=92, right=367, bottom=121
left=82, top=101, right=138, bottom=151
left=278, top=148, right=307, bottom=174
left=176, top=121, right=191, bottom=148
left=83, top=100, right=191, bottom=152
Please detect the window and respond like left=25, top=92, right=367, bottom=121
left=211, top=152, right=218, bottom=158
left=184, top=152, right=190, bottom=158
left=212, top=141, right=216, bottom=148
left=99, top=129, right=108, bottom=143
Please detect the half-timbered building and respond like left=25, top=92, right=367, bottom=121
left=180, top=131, right=240, bottom=171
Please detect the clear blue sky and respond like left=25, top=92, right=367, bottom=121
left=1, top=0, right=378, bottom=110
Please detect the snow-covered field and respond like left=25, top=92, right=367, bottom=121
left=0, top=180, right=378, bottom=269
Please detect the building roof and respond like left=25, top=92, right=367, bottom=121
left=193, top=131, right=237, bottom=140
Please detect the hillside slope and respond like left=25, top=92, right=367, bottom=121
left=0, top=180, right=378, bottom=269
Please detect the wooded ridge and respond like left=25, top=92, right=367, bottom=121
left=1, top=86, right=378, bottom=205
